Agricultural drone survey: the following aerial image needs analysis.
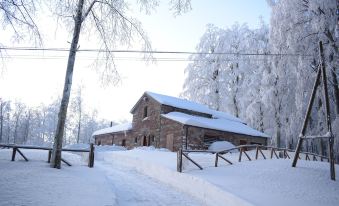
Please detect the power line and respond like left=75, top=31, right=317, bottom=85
left=0, top=46, right=314, bottom=57
left=0, top=53, right=296, bottom=62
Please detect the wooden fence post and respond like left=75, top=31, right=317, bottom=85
left=255, top=146, right=259, bottom=160
left=215, top=153, right=219, bottom=167
left=88, top=143, right=95, bottom=168
left=177, top=148, right=183, bottom=172
left=11, top=147, right=17, bottom=161
left=270, top=148, right=273, bottom=159
left=48, top=150, right=52, bottom=163
left=239, top=148, right=243, bottom=162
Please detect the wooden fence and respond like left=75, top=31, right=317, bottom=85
left=177, top=145, right=329, bottom=172
left=0, top=143, right=95, bottom=168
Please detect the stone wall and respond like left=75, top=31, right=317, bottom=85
left=131, top=94, right=162, bottom=147
left=159, top=117, right=184, bottom=151
left=94, top=131, right=133, bottom=148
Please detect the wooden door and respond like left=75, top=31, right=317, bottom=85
left=166, top=134, right=174, bottom=151
left=143, top=136, right=147, bottom=146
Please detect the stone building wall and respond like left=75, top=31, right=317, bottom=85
left=159, top=117, right=184, bottom=151
left=131, top=94, right=162, bottom=147
left=94, top=131, right=133, bottom=148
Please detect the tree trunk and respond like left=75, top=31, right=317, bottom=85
left=50, top=0, right=84, bottom=169
left=23, top=111, right=31, bottom=143
left=0, top=101, right=3, bottom=143
left=330, top=67, right=339, bottom=115
left=13, top=115, right=20, bottom=144
left=77, top=108, right=81, bottom=143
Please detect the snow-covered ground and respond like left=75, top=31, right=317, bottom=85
left=1, top=146, right=339, bottom=206
left=0, top=148, right=201, bottom=206
left=97, top=146, right=339, bottom=206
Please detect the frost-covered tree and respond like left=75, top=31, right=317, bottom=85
left=182, top=24, right=226, bottom=111
left=267, top=0, right=339, bottom=154
left=0, top=97, right=113, bottom=146
left=182, top=21, right=270, bottom=131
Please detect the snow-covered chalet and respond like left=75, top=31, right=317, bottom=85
left=92, top=91, right=270, bottom=151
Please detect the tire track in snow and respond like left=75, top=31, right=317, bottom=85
left=96, top=161, right=203, bottom=206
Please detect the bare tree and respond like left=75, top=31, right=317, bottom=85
left=0, top=0, right=41, bottom=44
left=49, top=0, right=191, bottom=168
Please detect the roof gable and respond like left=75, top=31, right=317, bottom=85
left=130, top=91, right=244, bottom=123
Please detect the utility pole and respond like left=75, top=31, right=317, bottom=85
left=292, top=41, right=335, bottom=181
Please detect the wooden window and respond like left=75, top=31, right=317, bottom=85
left=122, top=139, right=126, bottom=147
left=143, top=106, right=148, bottom=118
left=98, top=140, right=101, bottom=145
left=134, top=137, right=138, bottom=144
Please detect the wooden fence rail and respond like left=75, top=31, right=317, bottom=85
left=177, top=145, right=331, bottom=172
left=0, top=143, right=95, bottom=168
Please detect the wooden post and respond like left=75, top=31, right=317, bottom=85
left=177, top=148, right=183, bottom=172
left=319, top=41, right=336, bottom=180
left=88, top=143, right=95, bottom=168
left=284, top=149, right=290, bottom=159
left=259, top=148, right=266, bottom=159
left=48, top=150, right=52, bottom=163
left=16, top=148, right=28, bottom=161
left=182, top=152, right=203, bottom=170
left=239, top=148, right=243, bottom=162
left=61, top=158, right=72, bottom=166
left=215, top=153, right=219, bottom=167
left=292, top=62, right=322, bottom=167
left=243, top=150, right=251, bottom=161
left=270, top=148, right=274, bottom=159
left=255, top=146, right=259, bottom=160
left=11, top=147, right=17, bottom=161
left=273, top=149, right=279, bottom=159
left=292, top=42, right=336, bottom=180
left=217, top=154, right=233, bottom=165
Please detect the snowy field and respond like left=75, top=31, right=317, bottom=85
left=1, top=146, right=339, bottom=206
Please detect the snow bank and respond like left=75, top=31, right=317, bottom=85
left=0, top=149, right=117, bottom=206
left=98, top=148, right=339, bottom=206
left=100, top=149, right=253, bottom=206
left=208, top=141, right=236, bottom=152
left=64, top=143, right=90, bottom=150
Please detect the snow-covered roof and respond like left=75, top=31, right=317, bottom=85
left=92, top=122, right=132, bottom=136
left=162, top=112, right=270, bottom=138
left=142, top=91, right=244, bottom=123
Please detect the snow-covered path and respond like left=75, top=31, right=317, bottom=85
left=96, top=161, right=203, bottom=206
left=0, top=149, right=203, bottom=206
